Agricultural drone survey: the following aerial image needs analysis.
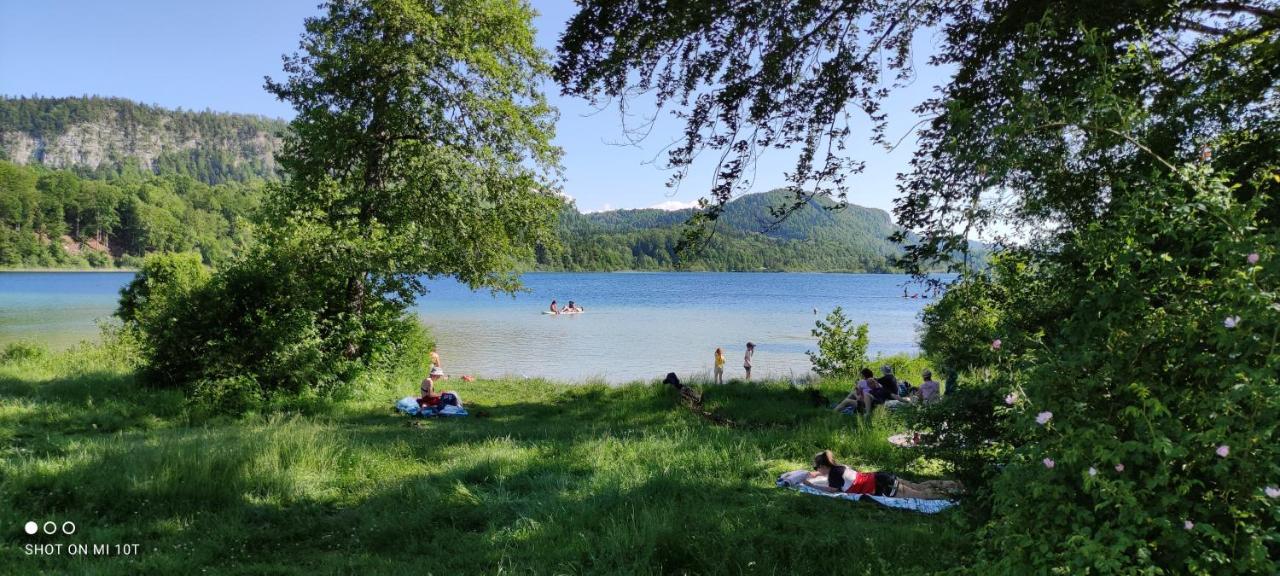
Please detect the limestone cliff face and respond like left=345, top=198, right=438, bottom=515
left=0, top=96, right=287, bottom=183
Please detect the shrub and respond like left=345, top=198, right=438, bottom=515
left=0, top=341, right=48, bottom=364
left=806, top=306, right=869, bottom=378
left=191, top=375, right=263, bottom=415
left=922, top=168, right=1280, bottom=573
left=117, top=238, right=427, bottom=403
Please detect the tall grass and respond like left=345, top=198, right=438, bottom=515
left=1, top=344, right=963, bottom=574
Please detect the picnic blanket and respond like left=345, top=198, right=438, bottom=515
left=776, top=470, right=957, bottom=515
left=395, top=396, right=468, bottom=417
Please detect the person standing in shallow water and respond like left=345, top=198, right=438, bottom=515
left=713, top=348, right=725, bottom=384
left=743, top=342, right=755, bottom=381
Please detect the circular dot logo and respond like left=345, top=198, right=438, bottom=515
left=24, top=521, right=38, bottom=535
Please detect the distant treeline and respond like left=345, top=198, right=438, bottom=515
left=0, top=161, right=936, bottom=272
left=0, top=161, right=259, bottom=268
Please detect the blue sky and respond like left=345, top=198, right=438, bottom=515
left=0, top=0, right=950, bottom=214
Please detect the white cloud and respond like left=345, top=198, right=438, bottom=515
left=647, top=200, right=700, bottom=211
left=583, top=202, right=614, bottom=214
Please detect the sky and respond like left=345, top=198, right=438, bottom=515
left=0, top=0, right=952, bottom=215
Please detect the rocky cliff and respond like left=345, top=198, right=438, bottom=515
left=0, top=96, right=287, bottom=184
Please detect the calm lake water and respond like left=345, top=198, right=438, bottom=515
left=0, top=272, right=943, bottom=383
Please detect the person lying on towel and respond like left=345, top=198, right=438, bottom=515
left=803, top=450, right=962, bottom=499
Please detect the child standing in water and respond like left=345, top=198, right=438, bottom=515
left=714, top=348, right=725, bottom=384
left=744, top=342, right=755, bottom=381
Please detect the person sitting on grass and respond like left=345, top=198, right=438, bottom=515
left=803, top=450, right=962, bottom=499
left=832, top=368, right=876, bottom=414
left=870, top=365, right=901, bottom=407
left=917, top=370, right=941, bottom=403
left=417, top=366, right=446, bottom=409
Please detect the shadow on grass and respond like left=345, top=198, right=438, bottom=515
left=4, top=417, right=963, bottom=574
left=1, top=370, right=962, bottom=574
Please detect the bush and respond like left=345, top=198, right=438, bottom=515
left=191, top=375, right=263, bottom=415
left=0, top=341, right=48, bottom=364
left=806, top=307, right=869, bottom=378
left=117, top=237, right=427, bottom=404
left=922, top=168, right=1280, bottom=572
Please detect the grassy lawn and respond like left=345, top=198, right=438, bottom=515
left=1, top=345, right=963, bottom=575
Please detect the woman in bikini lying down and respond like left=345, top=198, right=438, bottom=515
left=803, top=450, right=962, bottom=499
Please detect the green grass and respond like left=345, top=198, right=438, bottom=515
left=1, top=345, right=963, bottom=575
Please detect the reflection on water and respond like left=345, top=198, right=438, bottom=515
left=0, top=271, right=944, bottom=383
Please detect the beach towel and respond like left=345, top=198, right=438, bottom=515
left=396, top=396, right=422, bottom=415
left=394, top=396, right=469, bottom=417
left=775, top=470, right=957, bottom=514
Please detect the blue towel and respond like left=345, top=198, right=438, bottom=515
left=787, top=483, right=957, bottom=514
left=395, top=396, right=421, bottom=415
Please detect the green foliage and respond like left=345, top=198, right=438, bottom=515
left=912, top=18, right=1280, bottom=573
left=806, top=307, right=869, bottom=378
left=116, top=251, right=210, bottom=327
left=0, top=160, right=261, bottom=268
left=111, top=0, right=562, bottom=401
left=0, top=341, right=47, bottom=364
left=191, top=375, right=263, bottom=416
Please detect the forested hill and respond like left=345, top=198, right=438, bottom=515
left=0, top=96, right=286, bottom=184
left=543, top=191, right=908, bottom=272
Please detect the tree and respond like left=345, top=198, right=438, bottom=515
left=807, top=307, right=868, bottom=379
left=264, top=0, right=562, bottom=357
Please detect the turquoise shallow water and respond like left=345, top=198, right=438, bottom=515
left=0, top=271, right=944, bottom=383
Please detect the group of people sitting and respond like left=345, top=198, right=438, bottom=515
left=548, top=300, right=584, bottom=314
left=831, top=365, right=941, bottom=415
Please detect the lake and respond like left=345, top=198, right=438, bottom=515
left=0, top=272, right=943, bottom=383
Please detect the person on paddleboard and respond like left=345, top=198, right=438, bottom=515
left=549, top=300, right=560, bottom=314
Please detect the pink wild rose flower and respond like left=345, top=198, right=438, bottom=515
left=1036, top=411, right=1053, bottom=425
left=1247, top=252, right=1260, bottom=265
left=1216, top=445, right=1230, bottom=458
left=1042, top=458, right=1055, bottom=469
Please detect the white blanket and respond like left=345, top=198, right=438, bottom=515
left=776, top=470, right=957, bottom=514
